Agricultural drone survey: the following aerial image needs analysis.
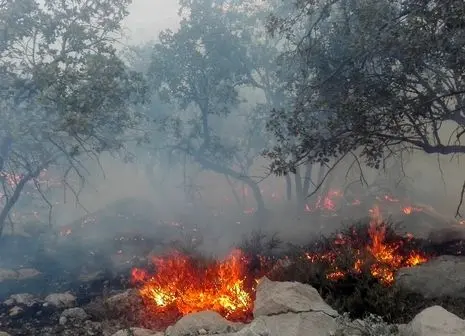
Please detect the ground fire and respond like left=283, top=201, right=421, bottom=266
left=306, top=205, right=429, bottom=285
left=130, top=199, right=431, bottom=324
left=131, top=249, right=258, bottom=323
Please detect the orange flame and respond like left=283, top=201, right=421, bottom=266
left=131, top=250, right=256, bottom=324
left=304, top=205, right=428, bottom=284
left=402, top=205, right=423, bottom=215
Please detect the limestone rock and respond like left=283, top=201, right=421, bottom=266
left=8, top=306, right=23, bottom=317
left=59, top=307, right=89, bottom=325
left=400, top=306, right=465, bottom=336
left=218, top=311, right=336, bottom=336
left=165, top=311, right=242, bottom=336
left=4, top=293, right=37, bottom=306
left=44, top=292, right=76, bottom=308
left=251, top=311, right=336, bottom=336
left=111, top=328, right=160, bottom=336
left=105, top=289, right=139, bottom=307
left=253, top=277, right=338, bottom=317
left=395, top=256, right=465, bottom=299
left=16, top=268, right=41, bottom=280
left=0, top=269, right=18, bottom=282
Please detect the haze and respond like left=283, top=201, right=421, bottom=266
left=1, top=0, right=464, bottom=258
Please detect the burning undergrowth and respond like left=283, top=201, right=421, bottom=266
left=130, top=249, right=259, bottom=328
left=129, top=205, right=465, bottom=329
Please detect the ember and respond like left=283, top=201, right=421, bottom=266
left=131, top=249, right=257, bottom=324
left=306, top=205, right=429, bottom=284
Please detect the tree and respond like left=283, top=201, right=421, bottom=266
left=146, top=0, right=271, bottom=215
left=0, top=0, right=147, bottom=235
left=265, top=0, right=465, bottom=216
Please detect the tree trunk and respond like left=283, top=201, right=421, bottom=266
left=0, top=175, right=32, bottom=237
left=224, top=174, right=242, bottom=208
left=285, top=174, right=292, bottom=201
left=294, top=167, right=303, bottom=203
left=193, top=154, right=266, bottom=215
left=302, top=161, right=314, bottom=197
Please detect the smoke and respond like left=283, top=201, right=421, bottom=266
left=1, top=0, right=465, bottom=302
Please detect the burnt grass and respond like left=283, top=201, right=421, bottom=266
left=237, top=219, right=465, bottom=324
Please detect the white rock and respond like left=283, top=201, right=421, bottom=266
left=105, top=289, right=138, bottom=306
left=59, top=307, right=88, bottom=325
left=16, top=268, right=41, bottom=280
left=0, top=269, right=18, bottom=282
left=396, top=256, right=465, bottom=299
left=253, top=277, right=338, bottom=317
left=111, top=328, right=160, bottom=336
left=218, top=311, right=337, bottom=336
left=4, top=293, right=36, bottom=306
left=44, top=292, right=76, bottom=308
left=401, top=306, right=465, bottom=336
left=9, top=306, right=23, bottom=317
left=166, top=311, right=242, bottom=336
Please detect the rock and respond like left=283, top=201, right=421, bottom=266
left=235, top=311, right=336, bottom=336
left=9, top=306, right=23, bottom=317
left=83, top=320, right=104, bottom=336
left=105, top=289, right=138, bottom=307
left=400, top=306, right=465, bottom=336
left=111, top=328, right=159, bottom=336
left=253, top=277, right=338, bottom=317
left=44, top=292, right=76, bottom=308
left=4, top=293, right=37, bottom=306
left=16, top=268, right=41, bottom=280
left=0, top=269, right=18, bottom=282
left=103, top=289, right=143, bottom=317
left=59, top=307, right=88, bottom=325
left=395, top=256, right=465, bottom=299
left=165, top=311, right=242, bottom=336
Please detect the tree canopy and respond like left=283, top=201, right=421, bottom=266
left=266, top=0, right=465, bottom=176
left=0, top=0, right=147, bottom=234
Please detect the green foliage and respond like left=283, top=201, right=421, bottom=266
left=147, top=0, right=253, bottom=160
left=0, top=0, right=147, bottom=231
left=265, top=0, right=465, bottom=175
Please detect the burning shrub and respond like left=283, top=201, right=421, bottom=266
left=129, top=205, right=465, bottom=328
left=266, top=217, right=437, bottom=323
left=130, top=249, right=258, bottom=330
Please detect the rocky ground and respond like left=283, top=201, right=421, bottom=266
left=1, top=198, right=465, bottom=335
left=1, top=276, right=465, bottom=336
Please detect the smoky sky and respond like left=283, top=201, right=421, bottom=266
left=123, top=0, right=180, bottom=43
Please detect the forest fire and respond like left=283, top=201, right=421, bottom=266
left=131, top=202, right=431, bottom=324
left=131, top=249, right=258, bottom=324
left=306, top=205, right=429, bottom=284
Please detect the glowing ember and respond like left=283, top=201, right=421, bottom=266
left=131, top=249, right=256, bottom=324
left=402, top=205, right=423, bottom=215
left=305, top=189, right=343, bottom=213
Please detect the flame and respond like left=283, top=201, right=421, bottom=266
left=131, top=249, right=256, bottom=325
left=131, top=188, right=434, bottom=324
left=305, top=189, right=343, bottom=213
left=402, top=205, right=423, bottom=215
left=303, top=205, right=428, bottom=285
